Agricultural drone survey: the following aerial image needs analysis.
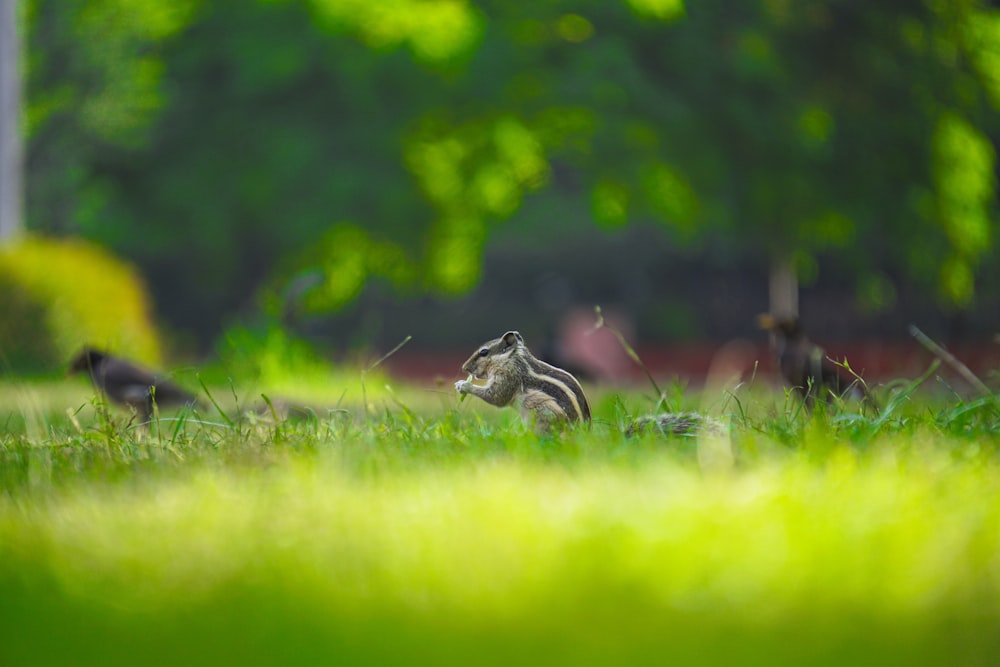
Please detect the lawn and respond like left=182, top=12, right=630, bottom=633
left=1, top=371, right=999, bottom=666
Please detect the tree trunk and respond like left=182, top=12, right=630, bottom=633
left=0, top=0, right=23, bottom=242
left=769, top=256, right=798, bottom=318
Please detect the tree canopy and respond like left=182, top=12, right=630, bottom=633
left=21, top=0, right=1000, bottom=343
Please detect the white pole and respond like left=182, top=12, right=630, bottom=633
left=769, top=255, right=798, bottom=319
left=0, top=0, right=23, bottom=241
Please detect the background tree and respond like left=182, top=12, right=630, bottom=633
left=20, top=0, right=1000, bottom=348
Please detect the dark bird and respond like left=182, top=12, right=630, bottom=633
left=757, top=314, right=874, bottom=410
left=68, top=347, right=200, bottom=422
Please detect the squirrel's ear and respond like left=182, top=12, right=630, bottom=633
left=502, top=331, right=521, bottom=348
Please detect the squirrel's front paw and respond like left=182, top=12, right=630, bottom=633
left=454, top=379, right=469, bottom=394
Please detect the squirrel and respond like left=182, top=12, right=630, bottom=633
left=455, top=330, right=723, bottom=436
left=455, top=330, right=591, bottom=430
left=625, top=413, right=725, bottom=437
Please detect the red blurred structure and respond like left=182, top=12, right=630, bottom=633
left=385, top=340, right=1000, bottom=392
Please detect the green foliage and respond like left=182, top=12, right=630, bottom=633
left=0, top=236, right=162, bottom=374
left=22, top=0, right=199, bottom=254
left=404, top=113, right=551, bottom=291
left=272, top=223, right=418, bottom=315
left=23, top=0, right=197, bottom=146
left=21, top=0, right=1000, bottom=341
left=307, top=0, right=484, bottom=65
left=210, top=322, right=396, bottom=407
left=965, top=8, right=1000, bottom=108
left=932, top=111, right=996, bottom=305
left=625, top=0, right=686, bottom=21
left=215, top=324, right=336, bottom=394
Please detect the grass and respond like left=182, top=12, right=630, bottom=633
left=1, top=368, right=999, bottom=666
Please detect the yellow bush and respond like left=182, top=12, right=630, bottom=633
left=0, top=235, right=162, bottom=374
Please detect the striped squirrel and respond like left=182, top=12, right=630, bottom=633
left=455, top=330, right=591, bottom=430
left=455, top=330, right=723, bottom=436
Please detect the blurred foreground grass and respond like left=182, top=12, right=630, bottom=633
left=1, top=376, right=999, bottom=666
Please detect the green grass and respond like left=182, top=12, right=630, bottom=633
left=1, top=373, right=999, bottom=666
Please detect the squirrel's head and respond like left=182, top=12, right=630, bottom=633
left=461, top=330, right=524, bottom=378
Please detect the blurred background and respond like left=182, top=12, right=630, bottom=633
left=1, top=0, right=998, bottom=384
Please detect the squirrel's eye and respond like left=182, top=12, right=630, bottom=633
left=478, top=348, right=489, bottom=357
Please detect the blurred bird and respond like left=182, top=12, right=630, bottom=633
left=68, top=347, right=200, bottom=422
left=757, top=314, right=873, bottom=409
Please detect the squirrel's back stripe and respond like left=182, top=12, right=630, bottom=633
left=524, top=357, right=590, bottom=422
